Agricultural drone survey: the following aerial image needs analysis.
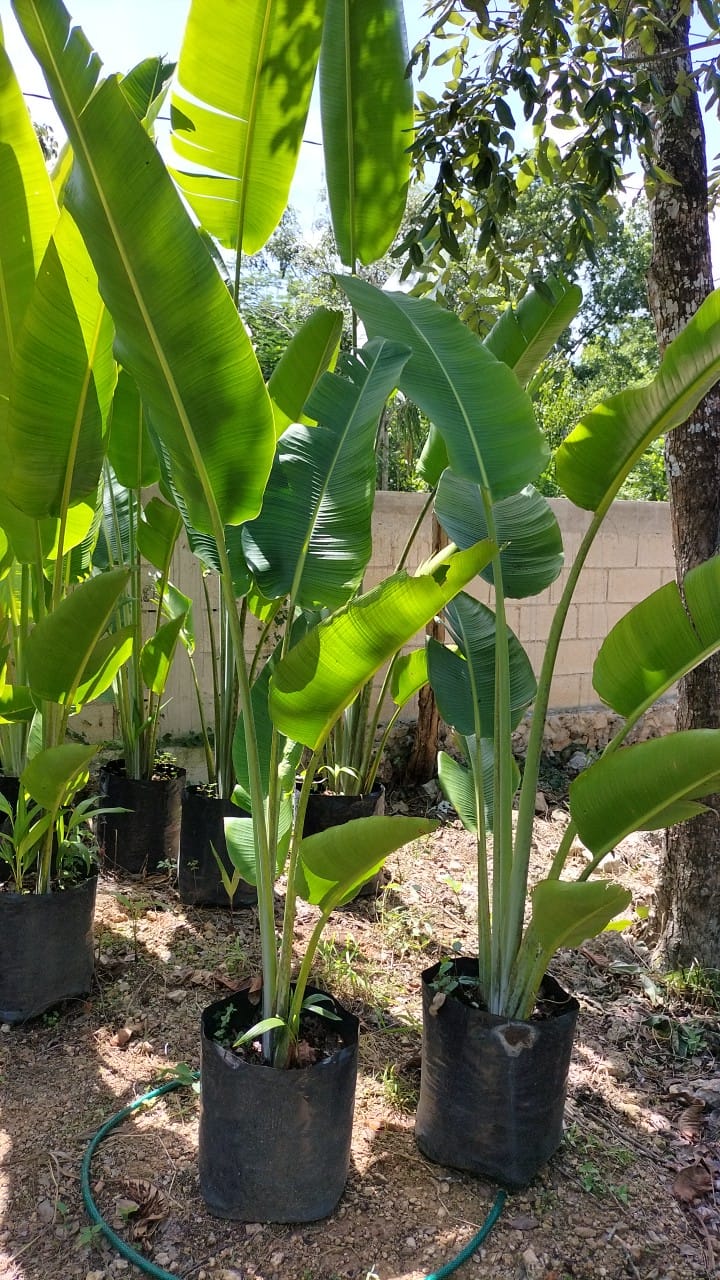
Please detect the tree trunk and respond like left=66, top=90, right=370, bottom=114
left=406, top=513, right=446, bottom=783
left=644, top=7, right=720, bottom=965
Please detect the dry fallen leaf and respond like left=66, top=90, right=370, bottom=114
left=677, top=1103, right=705, bottom=1141
left=672, top=1163, right=713, bottom=1202
left=112, top=1026, right=133, bottom=1047
left=429, top=991, right=446, bottom=1016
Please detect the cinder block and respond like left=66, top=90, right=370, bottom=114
left=637, top=535, right=674, bottom=568
left=548, top=673, right=583, bottom=709
left=571, top=568, right=609, bottom=605
left=611, top=567, right=663, bottom=601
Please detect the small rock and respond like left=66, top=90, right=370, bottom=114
left=508, top=1215, right=539, bottom=1231
left=605, top=1052, right=630, bottom=1080
left=270, top=1253, right=285, bottom=1268
left=567, top=750, right=591, bottom=775
left=522, top=1246, right=541, bottom=1274
left=1, top=1024, right=11, bottom=1034
left=404, top=1236, right=417, bottom=1253
left=85, top=1272, right=105, bottom=1280
left=37, top=1199, right=55, bottom=1224
left=534, top=791, right=548, bottom=817
left=245, top=1222, right=262, bottom=1238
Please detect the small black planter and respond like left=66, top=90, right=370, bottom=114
left=98, top=760, right=186, bottom=876
left=178, top=786, right=256, bottom=908
left=0, top=873, right=98, bottom=1023
left=302, top=783, right=386, bottom=898
left=199, top=986, right=359, bottom=1222
left=415, top=959, right=579, bottom=1188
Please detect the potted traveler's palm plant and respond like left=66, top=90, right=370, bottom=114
left=96, top=399, right=190, bottom=876
left=344, top=275, right=720, bottom=1187
left=0, top=39, right=138, bottom=1020
left=176, top=304, right=343, bottom=909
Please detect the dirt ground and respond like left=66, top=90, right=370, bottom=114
left=1, top=780, right=719, bottom=1280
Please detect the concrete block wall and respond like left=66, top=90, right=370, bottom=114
left=79, top=495, right=676, bottom=748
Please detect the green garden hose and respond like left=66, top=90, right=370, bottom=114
left=81, top=1075, right=506, bottom=1279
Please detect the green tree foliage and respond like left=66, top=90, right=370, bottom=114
left=403, top=0, right=720, bottom=284
left=240, top=199, right=432, bottom=490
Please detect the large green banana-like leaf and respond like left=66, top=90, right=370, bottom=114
left=508, top=877, right=632, bottom=1017
left=594, top=556, right=720, bottom=718
left=136, top=498, right=182, bottom=573
left=529, top=879, right=632, bottom=951
left=570, top=730, right=720, bottom=857
left=0, top=39, right=57, bottom=411
left=435, top=474, right=563, bottom=598
left=21, top=742, right=96, bottom=809
left=0, top=491, right=95, bottom=565
left=107, top=369, right=160, bottom=490
left=484, top=275, right=583, bottom=385
left=243, top=339, right=410, bottom=610
left=3, top=208, right=116, bottom=518
left=225, top=792, right=294, bottom=885
left=438, top=750, right=481, bottom=834
left=140, top=614, right=187, bottom=697
left=339, top=279, right=546, bottom=500
left=556, top=289, right=720, bottom=511
left=268, top=307, right=343, bottom=438
left=119, top=56, right=174, bottom=127
left=152, top=451, right=250, bottom=595
left=390, top=647, right=428, bottom=708
left=428, top=593, right=536, bottom=737
left=298, top=815, right=436, bottom=910
left=438, top=737, right=516, bottom=835
left=0, top=685, right=35, bottom=724
left=14, top=0, right=275, bottom=535
left=169, top=0, right=326, bottom=253
left=320, top=0, right=412, bottom=266
left=417, top=274, right=579, bottom=486
left=24, top=565, right=130, bottom=705
left=270, top=541, right=495, bottom=749
left=73, top=626, right=133, bottom=707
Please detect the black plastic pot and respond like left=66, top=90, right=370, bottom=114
left=178, top=786, right=256, bottom=908
left=415, top=959, right=579, bottom=1188
left=199, top=986, right=359, bottom=1222
left=97, top=760, right=186, bottom=876
left=0, top=873, right=97, bottom=1023
left=302, top=783, right=386, bottom=899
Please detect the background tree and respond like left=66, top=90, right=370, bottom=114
left=409, top=0, right=720, bottom=965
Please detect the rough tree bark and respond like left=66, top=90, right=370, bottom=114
left=406, top=513, right=446, bottom=783
left=644, top=6, right=720, bottom=966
